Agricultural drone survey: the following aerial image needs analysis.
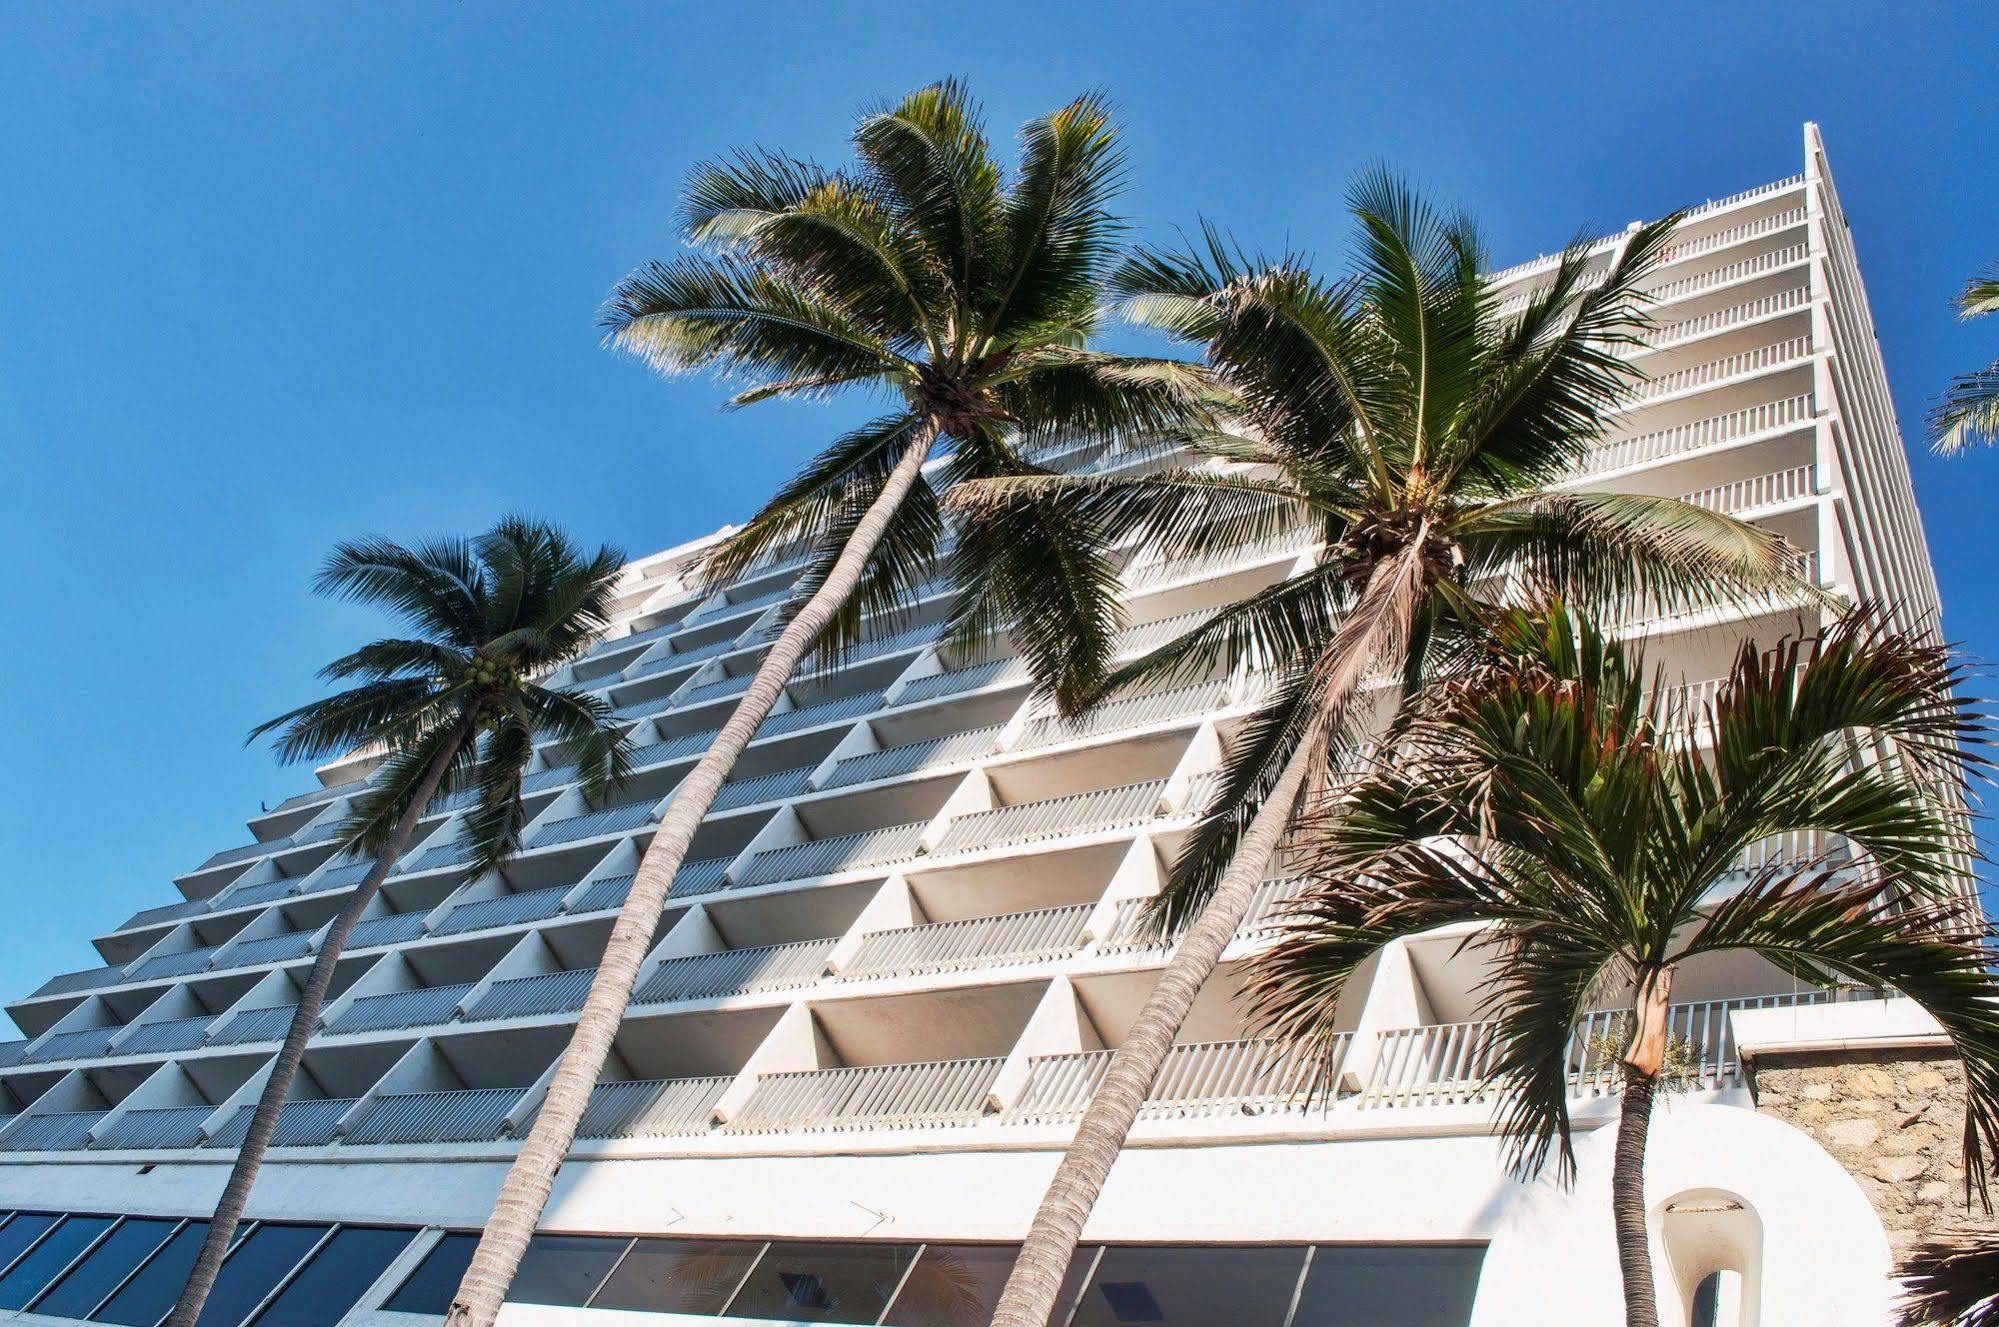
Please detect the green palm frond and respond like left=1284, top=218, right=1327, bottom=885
left=1898, top=1226, right=1999, bottom=1327
left=852, top=78, right=1003, bottom=307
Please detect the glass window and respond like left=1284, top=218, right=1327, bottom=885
left=0, top=1216, right=116, bottom=1309
left=0, top=1214, right=61, bottom=1277
left=1288, top=1245, right=1486, bottom=1327
left=727, top=1241, right=918, bottom=1325
left=1070, top=1245, right=1305, bottom=1327
left=383, top=1234, right=478, bottom=1316
left=507, top=1235, right=629, bottom=1307
left=249, top=1226, right=413, bottom=1327
left=92, top=1221, right=211, bottom=1326
left=883, top=1245, right=1019, bottom=1327
left=32, top=1219, right=178, bottom=1320
left=590, top=1238, right=761, bottom=1315
left=193, top=1224, right=328, bottom=1327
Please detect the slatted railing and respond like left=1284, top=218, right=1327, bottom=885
left=1653, top=206, right=1807, bottom=267
left=737, top=822, right=928, bottom=886
left=128, top=946, right=220, bottom=981
left=934, top=780, right=1167, bottom=856
left=1359, top=1021, right=1503, bottom=1108
left=822, top=727, right=1001, bottom=789
left=463, top=969, right=594, bottom=1022
left=309, top=858, right=378, bottom=893
left=1583, top=394, right=1814, bottom=476
left=575, top=1076, right=732, bottom=1139
left=92, top=1107, right=212, bottom=1150
left=669, top=857, right=737, bottom=898
left=192, top=840, right=285, bottom=873
left=326, top=984, right=472, bottom=1034
left=222, top=879, right=302, bottom=908
left=726, top=1057, right=1004, bottom=1133
left=839, top=904, right=1093, bottom=981
left=0, top=1111, right=107, bottom=1151
left=343, top=1088, right=524, bottom=1145
left=1679, top=465, right=1816, bottom=515
left=433, top=886, right=571, bottom=937
left=1650, top=286, right=1811, bottom=350
left=1645, top=242, right=1808, bottom=304
left=1099, top=876, right=1309, bottom=954
left=1622, top=337, right=1813, bottom=407
left=754, top=689, right=888, bottom=739
left=634, top=939, right=836, bottom=1005
left=0, top=1041, right=26, bottom=1069
left=116, top=1016, right=214, bottom=1056
left=30, top=966, right=128, bottom=999
left=526, top=798, right=661, bottom=848
left=1113, top=611, right=1211, bottom=658
left=894, top=659, right=1026, bottom=706
left=1004, top=1037, right=1343, bottom=1124
left=712, top=765, right=815, bottom=813
left=208, top=1004, right=298, bottom=1046
left=203, top=1098, right=354, bottom=1149
left=26, top=1026, right=118, bottom=1063
left=674, top=673, right=755, bottom=708
left=346, top=913, right=429, bottom=950
left=1123, top=530, right=1316, bottom=591
left=224, top=933, right=315, bottom=967
left=1016, top=681, right=1230, bottom=750
left=119, top=898, right=211, bottom=931
left=568, top=874, right=633, bottom=914
left=626, top=729, right=718, bottom=769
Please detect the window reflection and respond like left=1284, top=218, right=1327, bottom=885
left=250, top=1226, right=413, bottom=1327
left=32, top=1218, right=177, bottom=1320
left=590, top=1238, right=762, bottom=1315
left=0, top=1216, right=116, bottom=1309
left=882, top=1244, right=1014, bottom=1327
left=509, top=1234, right=630, bottom=1307
left=727, top=1241, right=918, bottom=1324
left=383, top=1234, right=478, bottom=1316
left=1069, top=1245, right=1306, bottom=1327
left=1288, top=1245, right=1486, bottom=1327
left=193, top=1224, right=327, bottom=1327
left=92, top=1221, right=211, bottom=1326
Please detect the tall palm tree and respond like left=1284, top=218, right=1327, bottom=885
left=441, top=80, right=1210, bottom=1327
left=1899, top=1227, right=1999, bottom=1327
left=1932, top=267, right=1999, bottom=454
left=951, top=175, right=1815, bottom=1327
left=1249, top=602, right=1999, bottom=1327
left=168, top=519, right=631, bottom=1327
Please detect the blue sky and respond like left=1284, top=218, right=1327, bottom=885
left=2, top=2, right=1995, bottom=984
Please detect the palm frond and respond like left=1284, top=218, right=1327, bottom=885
left=312, top=535, right=486, bottom=646
left=1898, top=1226, right=1999, bottom=1327
left=852, top=78, right=1003, bottom=310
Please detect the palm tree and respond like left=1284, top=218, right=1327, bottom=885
left=1932, top=267, right=1999, bottom=454
left=952, top=174, right=1813, bottom=1327
left=1249, top=602, right=1999, bottom=1327
left=167, top=519, right=631, bottom=1327
left=441, top=81, right=1210, bottom=1327
left=1899, top=1227, right=1999, bottom=1326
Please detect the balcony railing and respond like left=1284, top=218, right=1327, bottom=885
left=204, top=1098, right=356, bottom=1149
left=1583, top=393, right=1814, bottom=476
left=674, top=673, right=755, bottom=708
left=711, top=765, right=814, bottom=813
left=754, top=688, right=888, bottom=739
left=934, top=779, right=1168, bottom=856
left=1645, top=243, right=1808, bottom=305
left=266, top=783, right=352, bottom=815
left=129, top=946, right=220, bottom=981
left=411, top=836, right=475, bottom=873
left=1654, top=206, right=1807, bottom=267
left=576, top=1076, right=731, bottom=1140
left=1005, top=1036, right=1341, bottom=1125
left=627, top=728, right=718, bottom=770
left=116, top=1016, right=214, bottom=1056
left=822, top=726, right=1001, bottom=789
left=569, top=873, right=633, bottom=914
left=1100, top=876, right=1311, bottom=954
left=463, top=969, right=594, bottom=1023
left=1358, top=1020, right=1502, bottom=1108
left=310, top=858, right=379, bottom=893
left=222, top=878, right=303, bottom=908
left=839, top=903, right=1094, bottom=981
left=736, top=822, right=928, bottom=887
left=29, top=965, right=128, bottom=999
left=26, top=1026, right=118, bottom=1063
left=1123, top=530, right=1316, bottom=592
left=526, top=798, right=661, bottom=849
left=727, top=1057, right=1005, bottom=1133
left=342, top=1088, right=523, bottom=1145
left=92, top=1106, right=212, bottom=1151
left=209, top=1004, right=298, bottom=1046
left=0, top=1111, right=107, bottom=1152
left=1621, top=336, right=1812, bottom=408
left=1113, top=610, right=1211, bottom=658
left=346, top=913, right=429, bottom=950
left=118, top=898, right=211, bottom=931
left=633, top=939, right=836, bottom=1005
left=433, top=886, right=571, bottom=937
left=1679, top=465, right=1817, bottom=516
left=0, top=1041, right=26, bottom=1069
left=1016, top=680, right=1230, bottom=750
left=225, top=933, right=315, bottom=967
left=190, top=840, right=286, bottom=873
left=794, top=623, right=943, bottom=679
left=894, top=658, right=1026, bottom=706
left=1650, top=286, right=1811, bottom=351
left=327, top=984, right=472, bottom=1034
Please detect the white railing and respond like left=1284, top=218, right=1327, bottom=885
left=310, top=858, right=378, bottom=892
left=1684, top=174, right=1806, bottom=218
left=737, top=822, right=929, bottom=886
left=1645, top=243, right=1808, bottom=305
left=117, top=1016, right=214, bottom=1056
left=669, top=856, right=737, bottom=898
left=25, top=1027, right=117, bottom=1063
left=343, top=1088, right=524, bottom=1145
left=1622, top=337, right=1812, bottom=407
left=575, top=1076, right=731, bottom=1139
left=526, top=798, right=660, bottom=848
left=119, top=899, right=211, bottom=931
left=1584, top=394, right=1814, bottom=476
left=209, top=1004, right=298, bottom=1046
left=1567, top=991, right=1838, bottom=1096
left=129, top=946, right=220, bottom=981
left=1679, top=464, right=1817, bottom=515
left=433, top=886, right=571, bottom=936
left=1653, top=677, right=1727, bottom=730
left=464, top=969, right=594, bottom=1022
left=327, top=983, right=472, bottom=1034
left=726, top=1057, right=1005, bottom=1133
left=1359, top=1020, right=1503, bottom=1107
left=522, top=764, right=579, bottom=794
left=712, top=765, right=815, bottom=813
left=1655, top=207, right=1807, bottom=267
left=29, top=965, right=128, bottom=999
left=840, top=903, right=1094, bottom=981
left=634, top=939, right=836, bottom=1004
left=1099, top=876, right=1308, bottom=955
left=1650, top=286, right=1812, bottom=351
left=1016, top=680, right=1231, bottom=750
left=0, top=1111, right=107, bottom=1151
left=225, top=933, right=314, bottom=967
left=1005, top=1036, right=1345, bottom=1125
left=346, top=913, right=429, bottom=949
left=895, top=659, right=1027, bottom=706
left=192, top=840, right=286, bottom=872
left=674, top=672, right=756, bottom=708
left=203, top=1098, right=355, bottom=1149
left=569, top=874, right=634, bottom=914
left=92, top=1107, right=212, bottom=1150
left=754, top=689, right=888, bottom=739
left=934, top=779, right=1168, bottom=856
left=627, top=728, right=718, bottom=769
left=1114, top=610, right=1212, bottom=658
left=822, top=726, right=1002, bottom=789
left=224, top=879, right=302, bottom=908
left=1123, top=529, right=1316, bottom=592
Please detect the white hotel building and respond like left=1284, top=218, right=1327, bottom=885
left=0, top=126, right=1967, bottom=1327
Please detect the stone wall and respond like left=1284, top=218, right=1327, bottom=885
left=1750, top=1045, right=1977, bottom=1257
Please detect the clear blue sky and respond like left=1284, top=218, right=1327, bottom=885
left=2, top=3, right=1995, bottom=986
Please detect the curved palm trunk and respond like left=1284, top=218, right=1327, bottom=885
left=1611, top=967, right=1673, bottom=1327
left=989, top=550, right=1427, bottom=1327
left=443, top=420, right=939, bottom=1327
left=169, top=720, right=472, bottom=1327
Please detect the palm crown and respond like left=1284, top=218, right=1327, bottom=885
left=951, top=173, right=1808, bottom=928
left=600, top=78, right=1212, bottom=655
left=251, top=518, right=633, bottom=873
left=1250, top=602, right=1998, bottom=1182
left=1932, top=268, right=1999, bottom=454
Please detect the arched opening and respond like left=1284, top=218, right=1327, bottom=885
left=1657, top=1186, right=1764, bottom=1327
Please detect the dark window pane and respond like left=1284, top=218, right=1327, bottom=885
left=727, top=1242, right=918, bottom=1325
left=0, top=1217, right=116, bottom=1309
left=1070, top=1246, right=1304, bottom=1327
left=1289, top=1246, right=1486, bottom=1327
left=33, top=1219, right=178, bottom=1319
left=92, top=1222, right=210, bottom=1326
left=250, top=1226, right=413, bottom=1327
left=590, top=1239, right=761, bottom=1315
left=883, top=1245, right=1021, bottom=1327
left=0, top=1214, right=61, bottom=1277
left=194, top=1224, right=328, bottom=1327
left=507, top=1235, right=628, bottom=1307
left=383, top=1234, right=478, bottom=1316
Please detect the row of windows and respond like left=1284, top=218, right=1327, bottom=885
left=0, top=1206, right=1486, bottom=1327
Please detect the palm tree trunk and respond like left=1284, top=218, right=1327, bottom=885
left=1612, top=1067, right=1661, bottom=1327
left=443, top=420, right=939, bottom=1327
left=168, top=720, right=473, bottom=1327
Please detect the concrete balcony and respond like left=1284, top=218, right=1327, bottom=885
left=204, top=1098, right=355, bottom=1148
left=1014, top=680, right=1230, bottom=751
left=0, top=1111, right=106, bottom=1151
left=342, top=1088, right=522, bottom=1145
left=326, top=984, right=472, bottom=1035
left=821, top=726, right=1001, bottom=790
left=128, top=946, right=220, bottom=981
left=893, top=658, right=1026, bottom=707
left=1004, top=1037, right=1340, bottom=1124
left=225, top=933, right=315, bottom=967
left=1581, top=393, right=1814, bottom=477
left=568, top=873, right=635, bottom=914
left=1619, top=337, right=1812, bottom=411
left=1122, top=530, right=1315, bottom=593
left=634, top=939, right=837, bottom=1005
left=933, top=779, right=1169, bottom=857
left=116, top=898, right=212, bottom=932
left=347, top=912, right=430, bottom=950
left=92, top=1106, right=211, bottom=1151
left=712, top=765, right=814, bottom=813
left=223, top=878, right=306, bottom=908
left=725, top=1056, right=1005, bottom=1133
left=526, top=798, right=660, bottom=850
left=432, top=885, right=571, bottom=937
left=0, top=1041, right=26, bottom=1069
left=1650, top=286, right=1811, bottom=352
left=838, top=903, right=1094, bottom=982
left=1679, top=463, right=1817, bottom=516
left=116, top=1015, right=214, bottom=1056
left=24, top=1026, right=118, bottom=1064
left=575, top=1075, right=731, bottom=1140
left=26, top=966, right=127, bottom=1000
left=736, top=822, right=928, bottom=887
left=754, top=689, right=887, bottom=739
left=463, top=970, right=593, bottom=1023
left=1100, top=876, right=1311, bottom=956
left=209, top=1004, right=297, bottom=1046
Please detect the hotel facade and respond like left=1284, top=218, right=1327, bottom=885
left=0, top=126, right=1968, bottom=1327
